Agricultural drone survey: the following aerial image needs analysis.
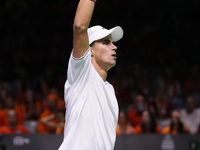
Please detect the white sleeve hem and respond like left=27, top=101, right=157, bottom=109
left=72, top=48, right=90, bottom=61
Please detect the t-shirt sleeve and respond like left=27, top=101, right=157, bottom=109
left=67, top=48, right=91, bottom=85
left=108, top=83, right=116, bottom=95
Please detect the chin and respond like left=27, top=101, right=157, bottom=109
left=109, top=62, right=116, bottom=69
left=106, top=61, right=116, bottom=70
left=113, top=61, right=117, bottom=66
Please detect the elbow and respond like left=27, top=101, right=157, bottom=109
left=73, top=22, right=88, bottom=35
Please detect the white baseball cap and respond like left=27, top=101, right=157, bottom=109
left=87, top=25, right=123, bottom=45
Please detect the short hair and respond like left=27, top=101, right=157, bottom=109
left=89, top=41, right=95, bottom=47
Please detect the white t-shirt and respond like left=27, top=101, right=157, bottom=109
left=180, top=108, right=200, bottom=134
left=58, top=48, right=119, bottom=150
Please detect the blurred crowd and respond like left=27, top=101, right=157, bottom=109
left=0, top=0, right=200, bottom=134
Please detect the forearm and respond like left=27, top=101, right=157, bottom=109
left=41, top=114, right=55, bottom=123
left=73, top=0, right=96, bottom=58
left=41, top=115, right=57, bottom=129
left=73, top=0, right=95, bottom=33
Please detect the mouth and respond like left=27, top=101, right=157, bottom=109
left=112, top=53, right=117, bottom=59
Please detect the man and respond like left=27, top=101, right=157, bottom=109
left=37, top=94, right=58, bottom=133
left=128, top=94, right=148, bottom=127
left=58, top=0, right=123, bottom=149
left=180, top=96, right=200, bottom=134
left=0, top=96, right=23, bottom=126
left=0, top=109, right=30, bottom=134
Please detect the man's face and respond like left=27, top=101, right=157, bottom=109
left=142, top=110, right=150, bottom=124
left=91, top=34, right=117, bottom=71
left=47, top=99, right=57, bottom=110
left=186, top=97, right=195, bottom=113
left=136, top=95, right=146, bottom=112
left=7, top=110, right=17, bottom=125
left=118, top=111, right=127, bottom=124
left=172, top=115, right=179, bottom=124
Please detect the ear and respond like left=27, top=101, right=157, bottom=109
left=90, top=47, right=94, bottom=56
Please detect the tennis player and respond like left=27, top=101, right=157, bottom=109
left=58, top=0, right=123, bottom=149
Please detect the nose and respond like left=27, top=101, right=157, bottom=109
left=112, top=43, right=117, bottom=51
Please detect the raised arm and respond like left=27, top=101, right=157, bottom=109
left=73, top=0, right=95, bottom=58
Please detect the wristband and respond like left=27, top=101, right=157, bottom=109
left=90, top=0, right=96, bottom=2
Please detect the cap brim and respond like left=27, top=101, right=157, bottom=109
left=110, top=26, right=124, bottom=42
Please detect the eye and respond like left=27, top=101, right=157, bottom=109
left=103, top=40, right=110, bottom=45
left=103, top=41, right=109, bottom=45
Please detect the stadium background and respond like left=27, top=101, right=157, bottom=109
left=0, top=0, right=200, bottom=149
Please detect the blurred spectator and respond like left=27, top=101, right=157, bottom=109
left=15, top=87, right=42, bottom=120
left=192, top=87, right=200, bottom=107
left=40, top=109, right=65, bottom=134
left=0, top=109, right=30, bottom=134
left=162, top=110, right=189, bottom=134
left=12, top=67, right=30, bottom=95
left=0, top=95, right=23, bottom=126
left=127, top=94, right=148, bottom=127
left=135, top=110, right=162, bottom=134
left=49, top=88, right=65, bottom=110
left=182, top=65, right=200, bottom=97
left=117, top=76, right=132, bottom=107
left=138, top=68, right=150, bottom=97
left=116, top=111, right=135, bottom=134
left=180, top=96, right=200, bottom=134
left=55, top=109, right=65, bottom=134
left=149, top=88, right=172, bottom=119
left=42, top=92, right=65, bottom=110
left=37, top=94, right=58, bottom=133
left=160, top=67, right=181, bottom=98
left=39, top=67, right=57, bottom=97
left=0, top=88, right=8, bottom=110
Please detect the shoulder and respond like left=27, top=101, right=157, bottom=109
left=70, top=48, right=91, bottom=62
left=0, top=125, right=9, bottom=133
left=156, top=125, right=162, bottom=133
left=0, top=125, right=8, bottom=130
left=40, top=109, right=51, bottom=118
left=15, top=109, right=23, bottom=115
left=106, top=82, right=115, bottom=93
left=195, top=108, right=200, bottom=114
left=180, top=109, right=186, bottom=115
left=127, top=125, right=135, bottom=134
left=67, top=48, right=92, bottom=84
left=0, top=109, right=7, bottom=115
left=162, top=126, right=170, bottom=134
left=17, top=125, right=30, bottom=134
left=135, top=126, right=142, bottom=133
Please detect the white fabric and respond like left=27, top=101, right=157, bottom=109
left=180, top=108, right=200, bottom=134
left=58, top=48, right=119, bottom=150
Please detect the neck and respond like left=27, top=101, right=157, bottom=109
left=145, top=122, right=150, bottom=128
left=173, top=124, right=178, bottom=129
left=92, top=59, right=108, bottom=82
left=49, top=107, right=56, bottom=112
